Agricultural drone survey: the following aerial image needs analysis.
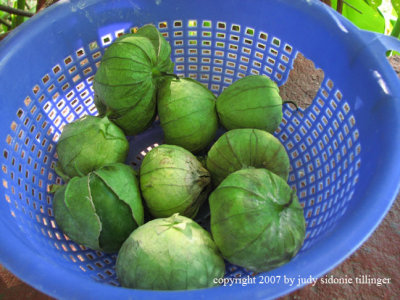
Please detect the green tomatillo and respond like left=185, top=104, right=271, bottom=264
left=139, top=144, right=211, bottom=218
left=55, top=115, right=129, bottom=181
left=157, top=78, right=218, bottom=153
left=116, top=213, right=225, bottom=290
left=206, top=128, right=290, bottom=186
left=93, top=24, right=175, bottom=135
left=209, top=168, right=306, bottom=272
left=52, top=163, right=144, bottom=253
left=216, top=75, right=285, bottom=133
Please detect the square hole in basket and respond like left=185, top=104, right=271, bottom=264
left=202, top=20, right=212, bottom=28
left=101, top=34, right=112, bottom=46
left=231, top=24, right=241, bottom=32
left=217, top=22, right=226, bottom=29
left=188, top=20, right=197, bottom=27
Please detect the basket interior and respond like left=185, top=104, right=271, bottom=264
left=0, top=18, right=361, bottom=285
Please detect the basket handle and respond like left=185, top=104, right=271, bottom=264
left=359, top=30, right=400, bottom=55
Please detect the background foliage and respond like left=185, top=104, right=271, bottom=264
left=0, top=1, right=399, bottom=40
left=328, top=0, right=400, bottom=35
left=0, top=0, right=36, bottom=35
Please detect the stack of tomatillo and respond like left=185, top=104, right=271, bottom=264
left=52, top=24, right=306, bottom=291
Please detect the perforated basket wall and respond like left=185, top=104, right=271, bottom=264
left=1, top=0, right=400, bottom=299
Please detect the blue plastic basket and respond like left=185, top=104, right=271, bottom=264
left=1, top=0, right=400, bottom=298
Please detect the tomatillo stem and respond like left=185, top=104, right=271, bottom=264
left=161, top=72, right=180, bottom=80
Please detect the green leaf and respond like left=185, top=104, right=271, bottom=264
left=53, top=177, right=102, bottom=250
left=364, top=0, right=382, bottom=9
left=89, top=172, right=136, bottom=253
left=93, top=163, right=144, bottom=228
left=392, top=0, right=400, bottom=16
left=11, top=0, right=25, bottom=28
left=390, top=17, right=400, bottom=37
left=331, top=0, right=385, bottom=32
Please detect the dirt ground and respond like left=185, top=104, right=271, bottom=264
left=279, top=53, right=325, bottom=109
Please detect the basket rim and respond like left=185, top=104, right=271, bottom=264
left=1, top=0, right=400, bottom=299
